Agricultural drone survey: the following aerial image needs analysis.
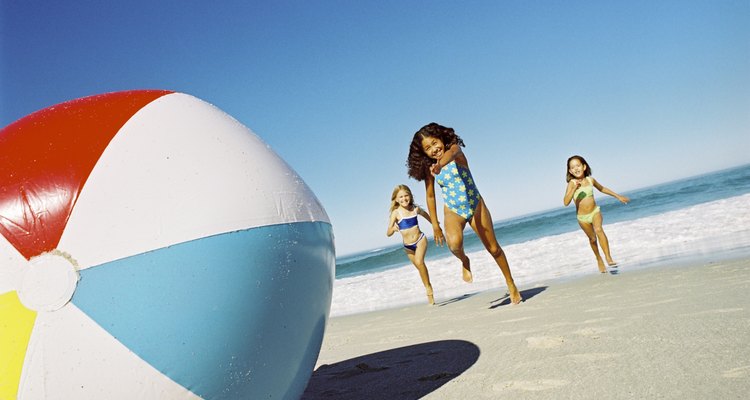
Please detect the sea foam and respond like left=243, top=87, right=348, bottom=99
left=330, top=193, right=750, bottom=316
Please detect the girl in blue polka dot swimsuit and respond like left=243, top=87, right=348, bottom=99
left=434, top=160, right=481, bottom=220
left=407, top=123, right=522, bottom=305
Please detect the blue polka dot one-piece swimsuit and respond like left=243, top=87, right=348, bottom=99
left=435, top=160, right=481, bottom=220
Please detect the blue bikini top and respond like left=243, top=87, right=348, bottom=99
left=397, top=214, right=419, bottom=230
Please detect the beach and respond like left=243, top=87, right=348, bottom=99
left=331, top=166, right=750, bottom=317
left=303, top=256, right=750, bottom=399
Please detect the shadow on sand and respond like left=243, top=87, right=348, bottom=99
left=489, top=286, right=548, bottom=309
left=435, top=292, right=478, bottom=307
left=302, top=339, right=480, bottom=399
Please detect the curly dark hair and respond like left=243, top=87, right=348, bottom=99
left=566, top=155, right=592, bottom=182
left=407, top=122, right=465, bottom=181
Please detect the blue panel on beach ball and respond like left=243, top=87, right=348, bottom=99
left=73, top=222, right=335, bottom=399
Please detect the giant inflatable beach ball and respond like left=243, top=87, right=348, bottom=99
left=0, top=90, right=335, bottom=399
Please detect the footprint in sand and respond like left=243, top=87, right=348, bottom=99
left=329, top=362, right=389, bottom=379
left=574, top=327, right=608, bottom=339
left=526, top=336, right=564, bottom=349
left=722, top=365, right=750, bottom=378
left=417, top=372, right=457, bottom=381
left=493, top=379, right=569, bottom=392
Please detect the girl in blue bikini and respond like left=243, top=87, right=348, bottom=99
left=407, top=123, right=522, bottom=305
left=387, top=184, right=435, bottom=305
left=564, top=155, right=630, bottom=273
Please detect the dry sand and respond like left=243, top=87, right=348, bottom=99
left=303, top=257, right=750, bottom=399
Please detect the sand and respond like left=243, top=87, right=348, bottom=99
left=302, top=257, right=750, bottom=399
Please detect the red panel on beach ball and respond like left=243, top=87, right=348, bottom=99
left=0, top=90, right=173, bottom=259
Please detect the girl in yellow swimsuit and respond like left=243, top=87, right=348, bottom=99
left=407, top=123, right=522, bottom=305
left=564, top=155, right=630, bottom=273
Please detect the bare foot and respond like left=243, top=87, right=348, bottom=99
left=426, top=287, right=435, bottom=305
left=462, top=265, right=473, bottom=283
left=607, top=260, right=618, bottom=267
left=597, top=259, right=607, bottom=273
left=508, top=283, right=522, bottom=304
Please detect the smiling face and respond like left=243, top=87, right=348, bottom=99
left=420, top=135, right=445, bottom=160
left=396, top=189, right=412, bottom=209
left=568, top=158, right=587, bottom=179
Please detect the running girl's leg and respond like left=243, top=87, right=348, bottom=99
left=592, top=211, right=616, bottom=266
left=443, top=207, right=473, bottom=283
left=405, top=237, right=434, bottom=305
left=578, top=220, right=606, bottom=273
left=469, top=199, right=522, bottom=304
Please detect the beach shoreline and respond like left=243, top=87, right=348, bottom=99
left=330, top=190, right=750, bottom=318
left=304, top=255, right=750, bottom=399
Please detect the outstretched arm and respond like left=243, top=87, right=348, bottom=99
left=386, top=211, right=399, bottom=237
left=592, top=178, right=630, bottom=204
left=563, top=179, right=581, bottom=206
left=416, top=206, right=433, bottom=224
left=424, top=175, right=445, bottom=246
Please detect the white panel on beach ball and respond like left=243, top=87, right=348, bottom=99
left=0, top=90, right=335, bottom=399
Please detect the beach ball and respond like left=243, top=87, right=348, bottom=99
left=0, top=90, right=335, bottom=399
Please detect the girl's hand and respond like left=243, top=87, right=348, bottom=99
left=432, top=226, right=445, bottom=247
left=619, top=195, right=630, bottom=204
left=386, top=218, right=399, bottom=237
left=430, top=162, right=441, bottom=176
left=564, top=179, right=580, bottom=206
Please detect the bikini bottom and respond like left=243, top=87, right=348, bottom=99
left=577, top=206, right=601, bottom=224
left=404, top=232, right=426, bottom=251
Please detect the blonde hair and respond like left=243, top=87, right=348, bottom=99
left=389, top=184, right=416, bottom=213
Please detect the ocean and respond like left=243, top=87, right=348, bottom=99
left=332, top=164, right=750, bottom=316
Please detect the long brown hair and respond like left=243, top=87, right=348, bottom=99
left=566, top=155, right=592, bottom=182
left=406, top=122, right=465, bottom=181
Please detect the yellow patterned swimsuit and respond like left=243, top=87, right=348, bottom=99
left=573, top=177, right=600, bottom=223
left=435, top=160, right=481, bottom=220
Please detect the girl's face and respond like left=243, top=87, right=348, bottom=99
left=568, top=158, right=587, bottom=179
left=396, top=189, right=412, bottom=208
left=420, top=136, right=445, bottom=160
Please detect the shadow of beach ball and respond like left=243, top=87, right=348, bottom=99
left=0, top=90, right=335, bottom=399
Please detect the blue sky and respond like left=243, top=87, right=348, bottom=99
left=2, top=1, right=749, bottom=256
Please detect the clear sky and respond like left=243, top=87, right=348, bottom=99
left=2, top=1, right=749, bottom=256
